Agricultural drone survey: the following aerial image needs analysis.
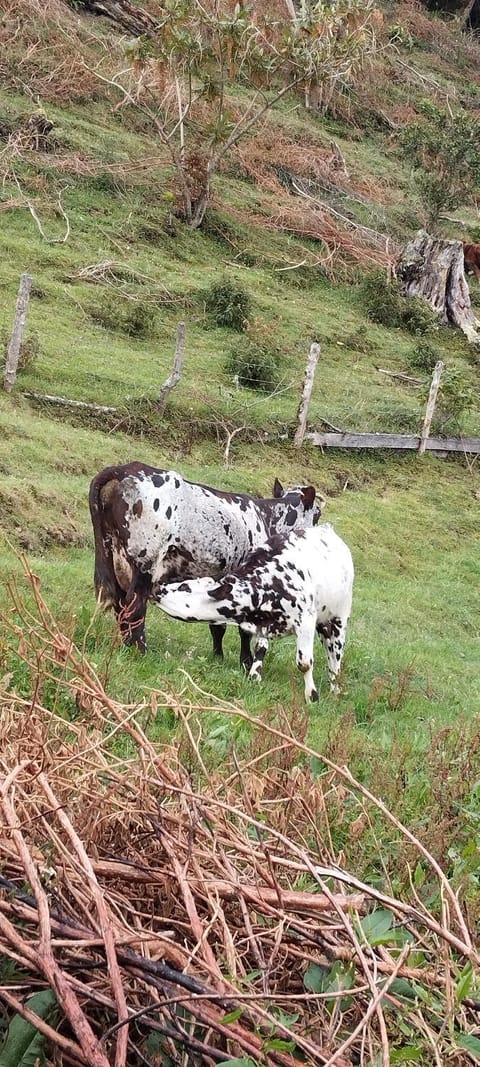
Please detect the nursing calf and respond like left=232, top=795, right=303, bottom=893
left=89, top=462, right=323, bottom=666
left=156, top=524, right=354, bottom=703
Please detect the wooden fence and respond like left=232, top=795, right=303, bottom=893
left=306, top=431, right=480, bottom=454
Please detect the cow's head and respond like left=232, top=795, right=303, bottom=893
left=272, top=478, right=325, bottom=527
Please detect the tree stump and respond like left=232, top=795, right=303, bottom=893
left=397, top=230, right=480, bottom=345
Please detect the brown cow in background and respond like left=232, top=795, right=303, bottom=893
left=463, top=242, right=480, bottom=281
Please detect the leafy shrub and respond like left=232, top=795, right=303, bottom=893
left=87, top=171, right=120, bottom=194
left=408, top=340, right=438, bottom=374
left=122, top=303, right=156, bottom=338
left=342, top=324, right=378, bottom=354
left=359, top=271, right=403, bottom=327
left=432, top=366, right=477, bottom=431
left=360, top=271, right=437, bottom=335
left=400, top=101, right=480, bottom=226
left=89, top=298, right=156, bottom=339
left=401, top=296, right=438, bottom=337
left=205, top=280, right=252, bottom=332
left=1, top=328, right=40, bottom=371
left=227, top=328, right=280, bottom=392
left=418, top=172, right=457, bottom=225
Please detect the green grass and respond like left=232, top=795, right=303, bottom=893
left=1, top=397, right=478, bottom=766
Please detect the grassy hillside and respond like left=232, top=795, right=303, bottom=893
left=2, top=5, right=480, bottom=1062
left=1, top=0, right=480, bottom=924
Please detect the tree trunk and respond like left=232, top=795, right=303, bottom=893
left=397, top=230, right=480, bottom=345
left=64, top=0, right=158, bottom=36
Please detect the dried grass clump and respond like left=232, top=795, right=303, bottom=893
left=0, top=0, right=121, bottom=102
left=396, top=0, right=480, bottom=71
left=0, top=564, right=479, bottom=1065
left=227, top=197, right=393, bottom=273
left=235, top=132, right=396, bottom=207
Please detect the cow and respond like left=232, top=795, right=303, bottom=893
left=155, top=523, right=354, bottom=703
left=463, top=242, right=480, bottom=282
left=89, top=462, right=324, bottom=669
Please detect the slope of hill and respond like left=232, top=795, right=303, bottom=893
left=1, top=5, right=480, bottom=1058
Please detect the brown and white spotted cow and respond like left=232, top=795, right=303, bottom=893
left=89, top=462, right=324, bottom=669
left=463, top=242, right=480, bottom=282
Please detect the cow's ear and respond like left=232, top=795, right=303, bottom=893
left=273, top=477, right=284, bottom=498
left=301, top=485, right=316, bottom=510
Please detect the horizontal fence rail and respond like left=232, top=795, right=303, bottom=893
left=306, top=431, right=480, bottom=454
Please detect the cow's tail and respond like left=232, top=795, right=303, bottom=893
left=88, top=466, right=123, bottom=610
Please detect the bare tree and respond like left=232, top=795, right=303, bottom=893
left=89, top=0, right=379, bottom=229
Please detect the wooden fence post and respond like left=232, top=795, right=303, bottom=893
left=418, top=360, right=444, bottom=455
left=157, top=321, right=186, bottom=416
left=294, top=341, right=320, bottom=448
left=4, top=273, right=33, bottom=393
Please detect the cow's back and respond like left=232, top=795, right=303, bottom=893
left=120, top=471, right=269, bottom=584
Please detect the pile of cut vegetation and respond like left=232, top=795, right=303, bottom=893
left=1, top=568, right=480, bottom=1066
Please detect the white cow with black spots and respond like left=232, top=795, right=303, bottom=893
left=89, top=462, right=324, bottom=667
left=155, top=524, right=354, bottom=703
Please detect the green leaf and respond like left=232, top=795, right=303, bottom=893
left=303, top=963, right=327, bottom=993
left=359, top=908, right=394, bottom=944
left=390, top=1047, right=423, bottom=1064
left=456, top=963, right=474, bottom=1003
left=0, top=990, right=58, bottom=1067
left=413, top=862, right=425, bottom=888
left=263, top=1038, right=296, bottom=1053
left=390, top=978, right=419, bottom=1001
left=220, top=1009, right=243, bottom=1025
left=456, top=1033, right=480, bottom=1059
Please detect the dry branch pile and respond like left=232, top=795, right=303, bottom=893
left=228, top=136, right=395, bottom=271
left=1, top=568, right=480, bottom=1065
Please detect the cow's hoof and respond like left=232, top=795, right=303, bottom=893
left=241, top=657, right=254, bottom=674
left=309, top=689, right=319, bottom=703
left=123, top=637, right=147, bottom=654
left=212, top=649, right=224, bottom=660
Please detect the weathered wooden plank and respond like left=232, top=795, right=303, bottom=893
left=427, top=436, right=480, bottom=453
left=307, top=432, right=480, bottom=454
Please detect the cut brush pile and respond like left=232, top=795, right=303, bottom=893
left=1, top=565, right=480, bottom=1066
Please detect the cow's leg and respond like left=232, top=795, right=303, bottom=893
left=118, top=578, right=149, bottom=652
left=296, top=615, right=317, bottom=703
left=239, top=627, right=253, bottom=673
left=318, top=615, right=348, bottom=693
left=249, top=632, right=269, bottom=681
left=209, top=623, right=253, bottom=671
left=210, top=623, right=226, bottom=659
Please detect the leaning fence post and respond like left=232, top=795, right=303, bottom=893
left=418, top=360, right=444, bottom=455
left=294, top=341, right=321, bottom=448
left=157, top=321, right=186, bottom=416
left=3, top=273, right=33, bottom=393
